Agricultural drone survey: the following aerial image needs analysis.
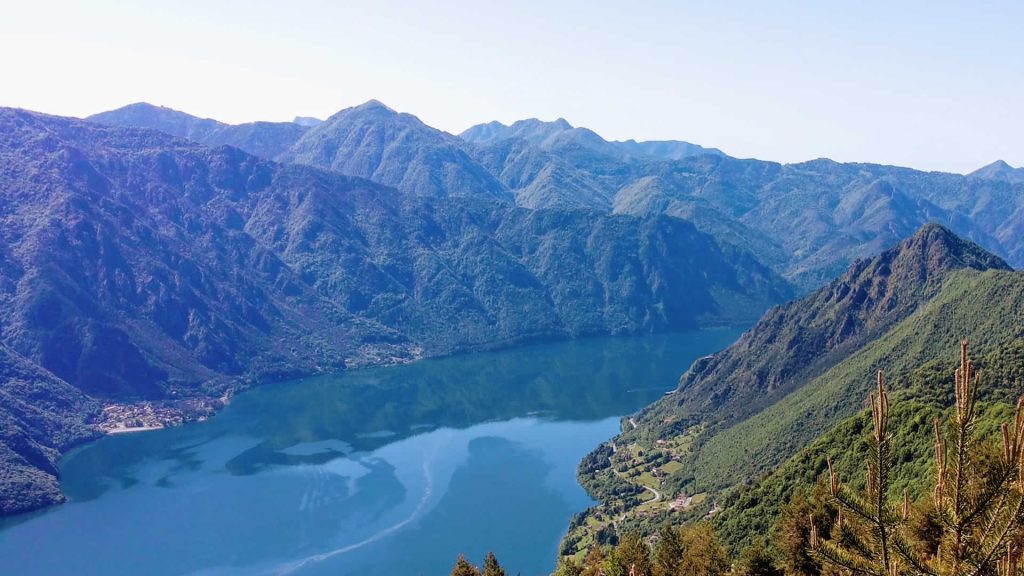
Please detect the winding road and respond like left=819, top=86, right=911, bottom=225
left=607, top=442, right=661, bottom=503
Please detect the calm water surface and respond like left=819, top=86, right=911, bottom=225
left=0, top=330, right=740, bottom=576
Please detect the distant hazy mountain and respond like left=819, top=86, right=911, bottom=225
left=292, top=116, right=323, bottom=127
left=460, top=117, right=725, bottom=162
left=470, top=137, right=614, bottom=210
left=615, top=139, right=726, bottom=161
left=0, top=108, right=792, bottom=514
left=462, top=121, right=1024, bottom=292
left=89, top=102, right=309, bottom=160
left=461, top=119, right=653, bottom=211
left=630, top=155, right=1024, bottom=289
left=279, top=100, right=512, bottom=200
left=89, top=102, right=222, bottom=140
left=92, top=103, right=1024, bottom=293
left=597, top=153, right=1024, bottom=290
left=968, top=159, right=1024, bottom=184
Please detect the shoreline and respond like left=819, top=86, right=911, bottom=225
left=104, top=425, right=166, bottom=435
left=96, top=392, right=231, bottom=436
left=5, top=327, right=748, bottom=522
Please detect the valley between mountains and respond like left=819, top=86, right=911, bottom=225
left=2, top=99, right=1023, bottom=567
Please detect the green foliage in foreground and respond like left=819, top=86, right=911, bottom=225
left=713, top=336, right=1024, bottom=554
left=448, top=552, right=507, bottom=576
left=556, top=276, right=1024, bottom=574
left=810, top=343, right=1024, bottom=575
left=551, top=523, right=729, bottom=576
left=567, top=268, right=1024, bottom=559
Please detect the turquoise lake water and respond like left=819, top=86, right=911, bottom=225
left=0, top=329, right=740, bottom=576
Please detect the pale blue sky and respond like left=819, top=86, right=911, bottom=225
left=2, top=0, right=1020, bottom=173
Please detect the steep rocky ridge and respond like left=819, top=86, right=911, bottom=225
left=564, top=225, right=1023, bottom=555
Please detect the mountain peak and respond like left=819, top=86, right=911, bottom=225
left=280, top=100, right=512, bottom=201
left=321, top=100, right=404, bottom=124
left=968, top=159, right=1024, bottom=183
left=114, top=101, right=163, bottom=112
left=460, top=115, right=722, bottom=162
left=912, top=221, right=952, bottom=238
left=90, top=102, right=205, bottom=121
left=508, top=117, right=574, bottom=132
left=352, top=99, right=396, bottom=113
left=88, top=103, right=223, bottom=141
left=293, top=116, right=322, bottom=127
left=460, top=117, right=575, bottom=146
left=902, top=222, right=1011, bottom=273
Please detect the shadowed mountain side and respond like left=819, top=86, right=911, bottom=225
left=0, top=344, right=100, bottom=515
left=460, top=118, right=724, bottom=162
left=0, top=108, right=792, bottom=515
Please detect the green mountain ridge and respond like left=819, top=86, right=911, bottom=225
left=565, top=224, right=1024, bottom=557
left=713, top=334, right=1024, bottom=554
left=642, top=223, right=1010, bottom=444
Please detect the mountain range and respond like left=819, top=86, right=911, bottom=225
left=3, top=98, right=1023, bottom=522
left=0, top=107, right=788, bottom=514
left=93, top=101, right=1024, bottom=292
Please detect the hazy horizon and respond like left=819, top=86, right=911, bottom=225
left=3, top=0, right=1021, bottom=173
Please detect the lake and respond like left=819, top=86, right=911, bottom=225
left=0, top=329, right=740, bottom=576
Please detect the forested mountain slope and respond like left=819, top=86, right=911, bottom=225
left=565, top=225, right=1024, bottom=555
left=93, top=101, right=1024, bottom=292
left=0, top=108, right=791, bottom=515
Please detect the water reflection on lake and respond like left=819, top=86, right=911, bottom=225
left=0, top=329, right=741, bottom=576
